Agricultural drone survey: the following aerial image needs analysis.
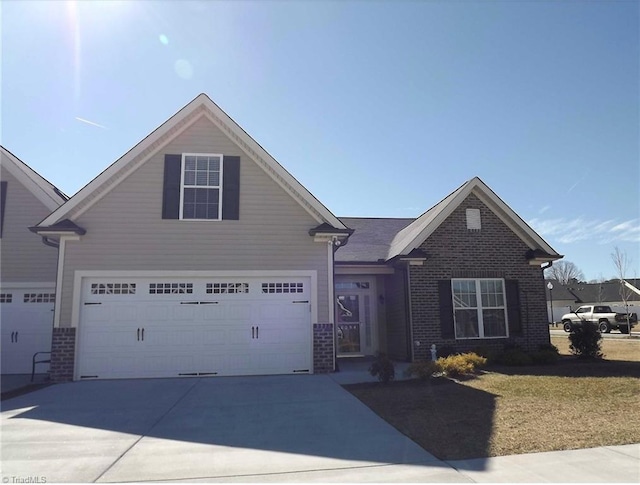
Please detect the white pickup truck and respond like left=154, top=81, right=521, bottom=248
left=561, top=305, right=638, bottom=334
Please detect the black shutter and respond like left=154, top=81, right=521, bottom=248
left=0, top=181, right=7, bottom=238
left=505, top=280, right=522, bottom=335
left=438, top=280, right=455, bottom=338
left=222, top=156, right=240, bottom=220
left=162, top=155, right=182, bottom=219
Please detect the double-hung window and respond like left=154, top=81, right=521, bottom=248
left=180, top=154, right=223, bottom=220
left=452, top=279, right=508, bottom=338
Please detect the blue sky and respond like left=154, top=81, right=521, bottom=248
left=2, top=0, right=638, bottom=281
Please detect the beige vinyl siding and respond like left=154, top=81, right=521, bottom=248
left=59, top=115, right=329, bottom=325
left=0, top=164, right=58, bottom=283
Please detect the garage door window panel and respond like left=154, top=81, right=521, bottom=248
left=149, top=283, right=193, bottom=294
left=207, top=283, right=249, bottom=294
left=262, top=282, right=304, bottom=294
left=91, top=283, right=136, bottom=295
left=24, top=293, right=55, bottom=303
left=0, top=293, right=12, bottom=303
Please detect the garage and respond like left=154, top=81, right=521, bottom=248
left=1, top=286, right=55, bottom=374
left=76, top=276, right=313, bottom=379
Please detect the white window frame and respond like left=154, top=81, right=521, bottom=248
left=179, top=153, right=224, bottom=221
left=452, top=278, right=509, bottom=339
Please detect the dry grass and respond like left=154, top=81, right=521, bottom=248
left=551, top=334, right=640, bottom=361
left=346, top=338, right=640, bottom=460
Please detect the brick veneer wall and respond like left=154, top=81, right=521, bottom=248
left=50, top=327, right=76, bottom=382
left=409, top=193, right=550, bottom=360
left=313, top=323, right=334, bottom=373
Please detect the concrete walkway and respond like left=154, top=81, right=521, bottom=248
left=1, top=374, right=638, bottom=483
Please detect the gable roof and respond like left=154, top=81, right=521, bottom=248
left=388, top=177, right=561, bottom=260
left=335, top=217, right=414, bottom=262
left=36, top=94, right=348, bottom=230
left=1, top=146, right=68, bottom=211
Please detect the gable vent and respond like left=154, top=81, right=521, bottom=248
left=466, top=208, right=481, bottom=230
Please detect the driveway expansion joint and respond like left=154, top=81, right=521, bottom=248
left=91, top=378, right=202, bottom=483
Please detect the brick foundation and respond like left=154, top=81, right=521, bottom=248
left=50, top=327, right=76, bottom=382
left=313, top=323, right=334, bottom=373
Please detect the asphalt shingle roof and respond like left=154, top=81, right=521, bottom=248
left=335, top=217, right=414, bottom=263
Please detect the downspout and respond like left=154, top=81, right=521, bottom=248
left=328, top=238, right=338, bottom=372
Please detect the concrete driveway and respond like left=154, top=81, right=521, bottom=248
left=1, top=375, right=463, bottom=483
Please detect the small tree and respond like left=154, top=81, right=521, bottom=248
left=611, top=247, right=634, bottom=337
left=544, top=261, right=585, bottom=284
left=568, top=322, right=603, bottom=359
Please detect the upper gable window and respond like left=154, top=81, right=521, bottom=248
left=163, top=153, right=240, bottom=221
left=180, top=154, right=223, bottom=220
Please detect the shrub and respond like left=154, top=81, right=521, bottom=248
left=435, top=352, right=487, bottom=378
left=530, top=343, right=560, bottom=365
left=569, top=322, right=603, bottom=359
left=530, top=349, right=559, bottom=364
left=437, top=345, right=456, bottom=358
left=404, top=360, right=438, bottom=380
left=461, top=352, right=488, bottom=370
left=496, top=349, right=534, bottom=366
left=368, top=352, right=395, bottom=383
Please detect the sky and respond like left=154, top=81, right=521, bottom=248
left=2, top=0, right=638, bottom=281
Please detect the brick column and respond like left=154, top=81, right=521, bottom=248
left=50, top=327, right=76, bottom=382
left=313, top=323, right=334, bottom=373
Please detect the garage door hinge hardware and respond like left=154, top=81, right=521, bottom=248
left=179, top=372, right=218, bottom=376
left=180, top=301, right=220, bottom=305
left=293, top=300, right=309, bottom=304
left=293, top=369, right=310, bottom=373
left=84, top=302, right=102, bottom=305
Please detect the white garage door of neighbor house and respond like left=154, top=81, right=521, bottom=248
left=1, top=287, right=55, bottom=374
left=77, top=277, right=313, bottom=379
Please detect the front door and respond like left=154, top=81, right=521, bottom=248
left=335, top=278, right=376, bottom=356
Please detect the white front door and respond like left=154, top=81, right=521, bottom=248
left=0, top=286, right=55, bottom=374
left=335, top=277, right=377, bottom=356
left=76, top=276, right=313, bottom=379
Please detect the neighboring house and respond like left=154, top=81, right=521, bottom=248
left=543, top=279, right=579, bottom=323
left=1, top=147, right=68, bottom=374
left=31, top=93, right=562, bottom=382
left=546, top=279, right=640, bottom=318
left=336, top=179, right=563, bottom=362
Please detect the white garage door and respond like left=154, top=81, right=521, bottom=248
left=77, top=276, right=312, bottom=379
left=1, top=287, right=55, bottom=374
